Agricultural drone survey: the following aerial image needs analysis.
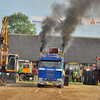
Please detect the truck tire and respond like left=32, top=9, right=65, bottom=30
left=37, top=84, right=41, bottom=87
left=86, top=71, right=93, bottom=85
left=58, top=77, right=64, bottom=88
left=13, top=73, right=19, bottom=83
left=19, top=74, right=26, bottom=81
left=86, top=71, right=89, bottom=84
left=64, top=76, right=69, bottom=86
left=9, top=73, right=18, bottom=83
left=92, top=71, right=99, bottom=85
left=83, top=69, right=86, bottom=84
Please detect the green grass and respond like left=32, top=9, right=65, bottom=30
left=69, top=81, right=100, bottom=87
left=17, top=80, right=34, bottom=83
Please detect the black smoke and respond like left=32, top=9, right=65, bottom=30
left=39, top=0, right=100, bottom=52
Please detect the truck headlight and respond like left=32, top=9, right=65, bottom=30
left=6, top=73, right=10, bottom=75
left=57, top=78, right=62, bottom=81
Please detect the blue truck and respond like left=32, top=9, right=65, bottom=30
left=37, top=48, right=66, bottom=88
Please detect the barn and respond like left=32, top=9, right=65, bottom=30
left=8, top=34, right=100, bottom=67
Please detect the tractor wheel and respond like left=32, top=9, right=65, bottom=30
left=19, top=74, right=26, bottom=81
left=79, top=76, right=82, bottom=83
left=88, top=71, right=93, bottom=85
left=83, top=69, right=87, bottom=84
left=92, top=71, right=99, bottom=85
left=86, top=71, right=89, bottom=84
left=86, top=71, right=93, bottom=85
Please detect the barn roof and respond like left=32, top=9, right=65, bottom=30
left=8, top=34, right=100, bottom=64
left=64, top=37, right=100, bottom=64
left=43, top=36, right=100, bottom=64
left=8, top=34, right=40, bottom=61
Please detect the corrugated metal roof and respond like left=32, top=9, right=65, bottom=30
left=8, top=34, right=100, bottom=64
left=64, top=37, right=100, bottom=64
left=43, top=36, right=100, bottom=64
left=8, top=34, right=40, bottom=61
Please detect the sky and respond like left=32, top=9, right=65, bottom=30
left=0, top=0, right=100, bottom=37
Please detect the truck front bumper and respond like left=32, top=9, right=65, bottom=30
left=38, top=80, right=62, bottom=86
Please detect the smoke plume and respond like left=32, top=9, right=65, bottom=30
left=39, top=0, right=100, bottom=52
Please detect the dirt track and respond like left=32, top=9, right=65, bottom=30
left=0, top=83, right=100, bottom=100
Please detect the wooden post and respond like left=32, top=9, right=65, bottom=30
left=34, top=74, right=38, bottom=85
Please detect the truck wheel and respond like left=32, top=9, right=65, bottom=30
left=59, top=80, right=64, bottom=88
left=58, top=77, right=65, bottom=88
left=16, top=73, right=19, bottom=82
left=57, top=83, right=63, bottom=88
left=64, top=76, right=69, bottom=86
left=92, top=71, right=99, bottom=85
left=19, top=74, right=26, bottom=81
left=83, top=69, right=86, bottom=84
left=58, top=85, right=63, bottom=88
left=86, top=71, right=89, bottom=84
left=86, top=71, right=93, bottom=85
left=14, top=73, right=19, bottom=83
left=88, top=71, right=93, bottom=85
left=9, top=73, right=19, bottom=83
left=37, top=84, right=41, bottom=87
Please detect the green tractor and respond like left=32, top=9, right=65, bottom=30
left=18, top=60, right=34, bottom=81
left=65, top=62, right=82, bottom=82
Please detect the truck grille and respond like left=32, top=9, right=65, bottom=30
left=46, top=70, right=54, bottom=80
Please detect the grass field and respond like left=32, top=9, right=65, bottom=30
left=18, top=80, right=34, bottom=83
left=69, top=81, right=100, bottom=87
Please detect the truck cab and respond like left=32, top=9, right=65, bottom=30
left=0, top=53, right=19, bottom=83
left=18, top=60, right=34, bottom=81
left=38, top=48, right=65, bottom=88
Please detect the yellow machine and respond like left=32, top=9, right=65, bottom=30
left=0, top=17, right=19, bottom=83
left=0, top=16, right=8, bottom=69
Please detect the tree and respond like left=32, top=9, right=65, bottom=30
left=7, top=12, right=37, bottom=35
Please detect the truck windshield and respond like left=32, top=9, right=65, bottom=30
left=19, top=62, right=30, bottom=69
left=70, top=64, right=79, bottom=71
left=7, top=55, right=15, bottom=70
left=39, top=60, right=61, bottom=68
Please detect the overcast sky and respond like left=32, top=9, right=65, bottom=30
left=0, top=0, right=100, bottom=37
